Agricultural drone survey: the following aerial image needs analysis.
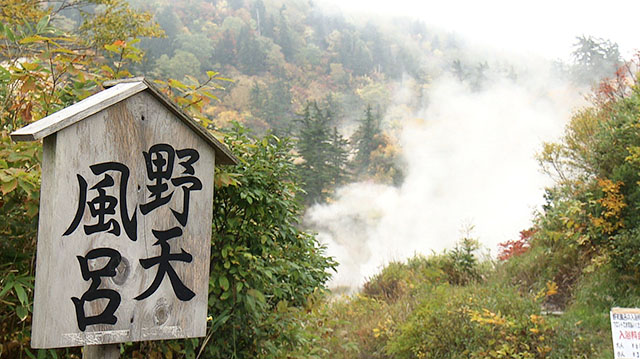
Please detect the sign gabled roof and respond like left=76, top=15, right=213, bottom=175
left=10, top=77, right=238, bottom=165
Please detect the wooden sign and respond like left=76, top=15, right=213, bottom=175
left=611, top=307, right=640, bottom=359
left=11, top=78, right=237, bottom=349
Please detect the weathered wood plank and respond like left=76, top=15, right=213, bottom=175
left=10, top=82, right=147, bottom=141
left=83, top=344, right=119, bottom=359
left=31, top=91, right=215, bottom=348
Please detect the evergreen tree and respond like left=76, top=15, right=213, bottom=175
left=296, top=102, right=349, bottom=204
left=275, top=6, right=296, bottom=61
left=451, top=59, right=467, bottom=82
left=328, top=126, right=351, bottom=188
left=352, top=104, right=382, bottom=177
left=571, top=35, right=621, bottom=85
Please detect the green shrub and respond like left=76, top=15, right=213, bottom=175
left=610, top=228, right=640, bottom=281
left=191, top=125, right=337, bottom=358
left=362, top=256, right=446, bottom=302
left=363, top=261, right=414, bottom=302
left=441, top=237, right=481, bottom=285
left=386, top=283, right=552, bottom=359
left=293, top=293, right=388, bottom=359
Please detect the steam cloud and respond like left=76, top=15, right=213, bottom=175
left=305, top=62, right=586, bottom=289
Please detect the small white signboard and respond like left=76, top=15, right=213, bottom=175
left=611, top=307, right=640, bottom=358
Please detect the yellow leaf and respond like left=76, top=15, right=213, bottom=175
left=21, top=62, right=39, bottom=71
left=545, top=281, right=558, bottom=297
left=169, top=79, right=188, bottom=89
left=51, top=48, right=75, bottom=54
left=100, top=65, right=115, bottom=74
left=104, top=44, right=119, bottom=53
left=18, top=35, right=46, bottom=44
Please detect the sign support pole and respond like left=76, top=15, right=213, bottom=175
left=83, top=344, right=120, bottom=359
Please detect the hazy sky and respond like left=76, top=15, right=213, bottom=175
left=321, top=0, right=640, bottom=60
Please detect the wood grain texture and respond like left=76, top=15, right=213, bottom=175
left=31, top=91, right=215, bottom=348
left=10, top=82, right=147, bottom=141
left=83, top=344, right=120, bottom=359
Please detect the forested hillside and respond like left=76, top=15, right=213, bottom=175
left=126, top=0, right=621, bottom=205
left=133, top=0, right=447, bottom=123
left=127, top=0, right=560, bottom=204
left=0, top=0, right=636, bottom=358
left=127, top=0, right=456, bottom=203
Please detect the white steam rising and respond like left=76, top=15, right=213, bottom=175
left=306, top=66, right=585, bottom=289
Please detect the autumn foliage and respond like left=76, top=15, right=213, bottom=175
left=498, top=228, right=536, bottom=261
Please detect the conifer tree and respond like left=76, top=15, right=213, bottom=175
left=296, top=101, right=349, bottom=204
left=352, top=104, right=383, bottom=177
left=328, top=126, right=351, bottom=188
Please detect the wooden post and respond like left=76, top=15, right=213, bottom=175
left=83, top=344, right=119, bottom=359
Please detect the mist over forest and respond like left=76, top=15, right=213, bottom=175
left=127, top=0, right=623, bottom=288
